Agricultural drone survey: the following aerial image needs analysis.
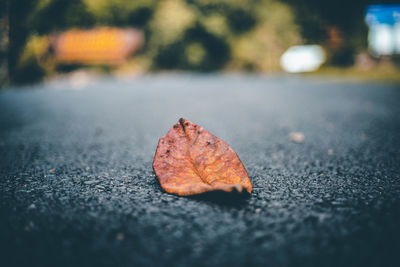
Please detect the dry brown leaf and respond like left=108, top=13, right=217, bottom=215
left=153, top=118, right=252, bottom=196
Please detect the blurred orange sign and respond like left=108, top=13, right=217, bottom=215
left=54, top=28, right=143, bottom=64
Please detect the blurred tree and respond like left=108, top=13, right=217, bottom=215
left=154, top=23, right=230, bottom=71
left=226, top=8, right=256, bottom=34
left=282, top=0, right=400, bottom=65
left=84, top=0, right=155, bottom=27
left=150, top=0, right=300, bottom=71
left=7, top=0, right=96, bottom=84
left=9, top=0, right=384, bottom=84
left=32, top=0, right=95, bottom=34
left=127, top=7, right=153, bottom=28
left=7, top=0, right=39, bottom=83
left=0, top=0, right=8, bottom=86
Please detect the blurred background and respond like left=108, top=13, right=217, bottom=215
left=0, top=0, right=400, bottom=86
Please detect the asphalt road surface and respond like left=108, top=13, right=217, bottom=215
left=1, top=74, right=400, bottom=267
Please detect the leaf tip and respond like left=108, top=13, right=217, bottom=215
left=178, top=118, right=186, bottom=124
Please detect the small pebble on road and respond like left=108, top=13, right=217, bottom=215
left=289, top=132, right=305, bottom=143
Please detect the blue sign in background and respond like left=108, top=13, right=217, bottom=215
left=365, top=5, right=400, bottom=26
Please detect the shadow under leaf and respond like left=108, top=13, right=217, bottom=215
left=187, top=189, right=251, bottom=206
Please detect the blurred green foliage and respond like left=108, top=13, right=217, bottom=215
left=3, top=0, right=303, bottom=83
left=2, top=0, right=397, bottom=85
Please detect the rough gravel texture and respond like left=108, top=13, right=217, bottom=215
left=1, top=74, right=400, bottom=267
